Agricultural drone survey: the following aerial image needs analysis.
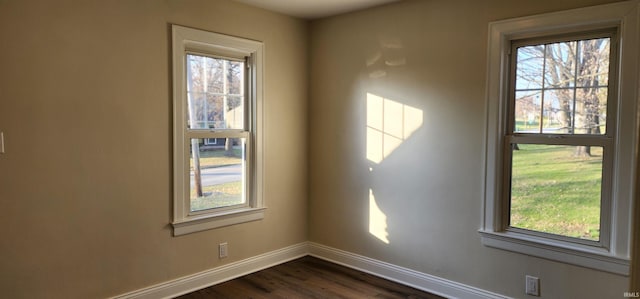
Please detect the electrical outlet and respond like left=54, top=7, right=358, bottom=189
left=219, top=242, right=228, bottom=259
left=525, top=275, right=540, bottom=296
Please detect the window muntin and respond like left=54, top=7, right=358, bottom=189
left=186, top=54, right=246, bottom=130
left=505, top=31, right=617, bottom=244
left=512, top=35, right=612, bottom=135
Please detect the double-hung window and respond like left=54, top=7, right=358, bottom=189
left=171, top=25, right=264, bottom=236
left=507, top=30, right=617, bottom=245
left=481, top=2, right=639, bottom=275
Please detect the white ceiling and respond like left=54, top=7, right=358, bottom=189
left=234, top=0, right=401, bottom=19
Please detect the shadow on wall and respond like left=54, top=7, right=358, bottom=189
left=366, top=37, right=407, bottom=79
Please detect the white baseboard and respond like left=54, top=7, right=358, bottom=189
left=112, top=242, right=508, bottom=299
left=308, top=242, right=510, bottom=299
left=111, top=242, right=308, bottom=299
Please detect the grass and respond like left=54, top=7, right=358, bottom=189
left=190, top=181, right=243, bottom=212
left=515, top=120, right=542, bottom=131
left=510, top=144, right=602, bottom=241
left=189, top=147, right=244, bottom=211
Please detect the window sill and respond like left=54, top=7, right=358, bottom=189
left=173, top=207, right=266, bottom=236
left=478, top=230, right=629, bottom=275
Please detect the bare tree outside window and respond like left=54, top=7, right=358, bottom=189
left=514, top=37, right=610, bottom=156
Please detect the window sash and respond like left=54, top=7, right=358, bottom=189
left=185, top=54, right=250, bottom=131
left=185, top=136, right=250, bottom=216
left=184, top=51, right=252, bottom=213
left=184, top=83, right=252, bottom=213
left=508, top=31, right=618, bottom=137
left=186, top=130, right=249, bottom=139
left=503, top=30, right=618, bottom=246
left=501, top=139, right=614, bottom=247
left=505, top=134, right=611, bottom=146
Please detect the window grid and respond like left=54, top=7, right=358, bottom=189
left=511, top=35, right=613, bottom=136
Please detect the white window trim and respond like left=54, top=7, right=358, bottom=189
left=171, top=25, right=265, bottom=236
left=480, top=1, right=639, bottom=275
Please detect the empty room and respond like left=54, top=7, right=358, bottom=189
left=1, top=0, right=639, bottom=298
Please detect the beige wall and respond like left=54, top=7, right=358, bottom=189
left=1, top=0, right=637, bottom=297
left=308, top=0, right=632, bottom=298
left=0, top=0, right=308, bottom=298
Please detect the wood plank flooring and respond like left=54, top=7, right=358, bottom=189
left=176, top=256, right=445, bottom=299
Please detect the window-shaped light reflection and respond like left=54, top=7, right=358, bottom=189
left=369, top=189, right=389, bottom=244
left=366, top=93, right=423, bottom=164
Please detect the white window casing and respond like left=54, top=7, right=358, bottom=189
left=480, top=1, right=640, bottom=275
left=171, top=25, right=265, bottom=236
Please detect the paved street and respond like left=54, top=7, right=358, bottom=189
left=190, top=164, right=242, bottom=187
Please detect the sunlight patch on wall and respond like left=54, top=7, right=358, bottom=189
left=369, top=188, right=389, bottom=244
left=366, top=93, right=423, bottom=164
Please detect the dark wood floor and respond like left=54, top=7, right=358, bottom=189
left=176, top=256, right=444, bottom=299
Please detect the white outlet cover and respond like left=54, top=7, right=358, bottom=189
left=219, top=242, right=228, bottom=258
left=525, top=275, right=540, bottom=296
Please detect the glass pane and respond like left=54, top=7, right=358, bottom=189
left=189, top=138, right=246, bottom=212
left=515, top=45, right=544, bottom=90
left=186, top=93, right=207, bottom=129
left=514, top=90, right=541, bottom=133
left=206, top=58, right=224, bottom=94
left=574, top=87, right=607, bottom=135
left=227, top=60, right=245, bottom=95
left=577, top=38, right=610, bottom=87
left=510, top=144, right=602, bottom=241
left=544, top=41, right=577, bottom=88
left=225, top=96, right=245, bottom=129
left=186, top=54, right=245, bottom=130
left=542, top=89, right=573, bottom=134
left=206, top=95, right=225, bottom=129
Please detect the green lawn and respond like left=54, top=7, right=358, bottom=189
left=189, top=148, right=244, bottom=212
left=190, top=181, right=243, bottom=212
left=515, top=119, right=541, bottom=131
left=510, top=144, right=602, bottom=241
